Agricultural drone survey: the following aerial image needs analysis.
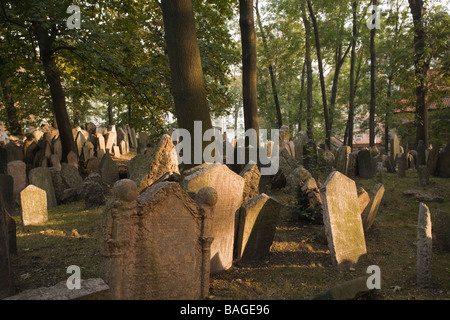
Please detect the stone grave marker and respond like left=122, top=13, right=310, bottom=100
left=7, top=160, right=27, bottom=198
left=397, top=152, right=406, bottom=178
left=234, top=194, right=281, bottom=264
left=390, top=135, right=400, bottom=168
left=239, top=163, right=260, bottom=202
left=181, top=163, right=245, bottom=274
left=20, top=185, right=48, bottom=226
left=99, top=152, right=119, bottom=186
left=417, top=202, right=432, bottom=288
left=361, top=183, right=385, bottom=231
left=67, top=151, right=78, bottom=169
left=319, top=171, right=367, bottom=269
left=335, top=146, right=350, bottom=175
left=357, top=149, right=373, bottom=179
left=417, top=165, right=430, bottom=186
left=427, top=145, right=439, bottom=176
left=0, top=199, right=14, bottom=299
left=437, top=143, right=450, bottom=178
left=60, top=163, right=83, bottom=189
left=28, top=167, right=57, bottom=208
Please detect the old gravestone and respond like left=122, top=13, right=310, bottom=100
left=20, top=185, right=48, bottom=226
left=390, top=135, right=400, bottom=168
left=239, top=163, right=260, bottom=202
left=75, top=131, right=87, bottom=157
left=60, top=163, right=83, bottom=189
left=347, top=150, right=359, bottom=178
left=67, top=150, right=78, bottom=169
left=427, top=145, right=440, bottom=176
left=397, top=152, right=406, bottom=178
left=181, top=163, right=245, bottom=274
left=129, top=134, right=179, bottom=194
left=101, top=180, right=213, bottom=300
left=234, top=194, right=281, bottom=264
left=417, top=165, right=430, bottom=187
left=357, top=149, right=373, bottom=179
left=7, top=160, right=27, bottom=199
left=417, top=202, right=432, bottom=288
left=28, top=167, right=57, bottom=208
left=319, top=171, right=367, bottom=269
left=361, top=183, right=385, bottom=231
left=335, top=146, right=351, bottom=175
left=99, top=152, right=119, bottom=186
left=436, top=143, right=450, bottom=178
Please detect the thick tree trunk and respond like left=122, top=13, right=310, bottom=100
left=408, top=0, right=429, bottom=147
left=33, top=24, right=76, bottom=162
left=239, top=0, right=260, bottom=144
left=369, top=0, right=378, bottom=148
left=161, top=0, right=213, bottom=162
left=0, top=78, right=22, bottom=135
left=347, top=1, right=358, bottom=150
left=127, top=104, right=132, bottom=127
left=255, top=0, right=282, bottom=129
left=107, top=98, right=114, bottom=125
left=302, top=13, right=314, bottom=141
left=298, top=60, right=306, bottom=132
left=307, top=0, right=330, bottom=149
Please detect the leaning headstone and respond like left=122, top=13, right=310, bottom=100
left=60, top=163, right=83, bottom=189
left=0, top=199, right=14, bottom=299
left=7, top=160, right=27, bottom=198
left=99, top=152, right=119, bottom=186
left=101, top=180, right=212, bottom=300
left=75, top=131, right=87, bottom=157
left=361, top=183, right=385, bottom=231
left=181, top=163, right=245, bottom=274
left=417, top=202, right=432, bottom=288
left=357, top=187, right=370, bottom=215
left=130, top=134, right=179, bottom=194
left=20, top=185, right=48, bottom=226
left=239, top=163, right=260, bottom=202
left=319, top=171, right=367, bottom=269
left=390, top=135, right=400, bottom=167
left=28, top=167, right=57, bottom=208
left=234, top=194, right=281, bottom=264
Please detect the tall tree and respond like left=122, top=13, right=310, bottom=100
left=161, top=0, right=213, bottom=161
left=239, top=0, right=260, bottom=143
left=302, top=12, right=314, bottom=141
left=255, top=0, right=282, bottom=128
left=408, top=0, right=429, bottom=147
left=369, top=0, right=378, bottom=147
left=307, top=0, right=331, bottom=149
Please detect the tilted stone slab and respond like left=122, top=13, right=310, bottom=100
left=361, top=183, right=385, bottom=231
left=319, top=171, right=367, bottom=269
left=181, top=163, right=244, bottom=274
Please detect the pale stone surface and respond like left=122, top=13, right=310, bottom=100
left=357, top=187, right=370, bottom=215
left=20, top=185, right=48, bottom=226
left=181, top=163, right=244, bottom=274
left=130, top=134, right=179, bottom=193
left=234, top=193, right=281, bottom=264
left=361, top=183, right=385, bottom=231
left=319, top=171, right=367, bottom=268
left=4, top=278, right=109, bottom=300
left=417, top=202, right=432, bottom=288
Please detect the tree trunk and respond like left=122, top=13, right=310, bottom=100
left=408, top=0, right=429, bottom=147
left=255, top=0, right=282, bottom=129
left=127, top=104, right=132, bottom=127
left=369, top=0, right=378, bottom=147
left=239, top=0, right=260, bottom=144
left=347, top=1, right=358, bottom=150
left=385, top=73, right=393, bottom=154
left=298, top=59, right=306, bottom=132
left=307, top=0, right=330, bottom=149
left=0, top=78, right=22, bottom=135
left=33, top=24, right=76, bottom=162
left=302, top=13, right=314, bottom=141
left=161, top=0, right=212, bottom=160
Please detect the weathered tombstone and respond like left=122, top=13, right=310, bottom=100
left=101, top=180, right=212, bottom=300
left=239, top=163, right=260, bottom=202
left=390, top=135, right=400, bottom=168
left=294, top=131, right=308, bottom=164
left=82, top=141, right=95, bottom=162
left=130, top=128, right=137, bottom=149
left=347, top=150, right=359, bottom=177
left=86, top=157, right=101, bottom=173
left=95, top=133, right=106, bottom=155
left=119, top=140, right=127, bottom=155
left=99, top=152, right=119, bottom=186
left=417, top=165, right=430, bottom=187
left=130, top=134, right=179, bottom=193
left=67, top=151, right=78, bottom=169
left=112, top=146, right=121, bottom=158
left=427, top=145, right=440, bottom=176
left=48, top=167, right=69, bottom=204
left=49, top=154, right=61, bottom=171
left=105, top=131, right=117, bottom=153
left=357, top=149, right=373, bottom=179
left=319, top=171, right=367, bottom=269
left=397, top=152, right=406, bottom=178
left=234, top=194, right=281, bottom=264
left=417, top=140, right=426, bottom=166
left=376, top=162, right=383, bottom=184
left=5, top=142, right=23, bottom=163
left=417, top=202, right=432, bottom=288
left=335, top=146, right=350, bottom=175
left=0, top=199, right=14, bottom=299
left=181, top=163, right=245, bottom=274
left=7, top=160, right=27, bottom=198
left=28, top=167, right=57, bottom=208
left=361, top=183, right=385, bottom=231
left=20, top=185, right=48, bottom=226
left=84, top=182, right=106, bottom=209
left=75, top=131, right=87, bottom=157
left=60, top=163, right=83, bottom=189
left=431, top=209, right=450, bottom=253
left=436, top=143, right=450, bottom=178
left=357, top=187, right=370, bottom=215
left=52, top=137, right=62, bottom=162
